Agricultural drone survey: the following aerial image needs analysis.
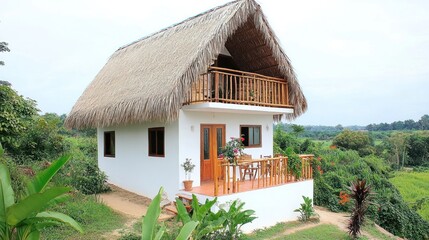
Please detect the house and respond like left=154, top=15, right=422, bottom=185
left=66, top=0, right=313, bottom=231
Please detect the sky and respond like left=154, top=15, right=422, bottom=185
left=1, top=0, right=428, bottom=126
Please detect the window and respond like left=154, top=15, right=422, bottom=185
left=104, top=131, right=115, bottom=157
left=240, top=125, right=261, bottom=147
left=149, top=127, right=165, bottom=157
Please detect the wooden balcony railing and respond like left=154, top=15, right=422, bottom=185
left=213, top=154, right=314, bottom=196
left=183, top=67, right=292, bottom=108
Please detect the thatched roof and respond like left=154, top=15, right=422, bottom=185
left=65, top=0, right=307, bottom=129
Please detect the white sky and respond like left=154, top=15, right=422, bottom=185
left=1, top=0, right=428, bottom=126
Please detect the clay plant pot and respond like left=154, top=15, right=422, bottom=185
left=183, top=180, right=193, bottom=191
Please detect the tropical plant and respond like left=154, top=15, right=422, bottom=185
left=181, top=158, right=195, bottom=180
left=216, top=199, right=256, bottom=239
left=219, top=137, right=245, bottom=165
left=294, top=196, right=317, bottom=222
left=0, top=153, right=83, bottom=240
left=176, top=195, right=224, bottom=240
left=142, top=187, right=197, bottom=240
left=348, top=179, right=372, bottom=239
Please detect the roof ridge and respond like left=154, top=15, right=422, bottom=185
left=116, top=0, right=248, bottom=51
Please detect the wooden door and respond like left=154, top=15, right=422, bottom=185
left=200, top=124, right=225, bottom=181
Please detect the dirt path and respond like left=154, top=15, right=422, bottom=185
left=99, top=185, right=175, bottom=239
left=99, top=185, right=399, bottom=239
left=99, top=184, right=173, bottom=220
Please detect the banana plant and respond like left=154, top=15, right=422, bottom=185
left=0, top=149, right=83, bottom=240
left=142, top=187, right=197, bottom=240
left=176, top=195, right=225, bottom=240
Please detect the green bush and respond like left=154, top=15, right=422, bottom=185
left=71, top=159, right=110, bottom=195
left=313, top=149, right=429, bottom=239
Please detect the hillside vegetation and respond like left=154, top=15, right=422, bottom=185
left=390, top=171, right=429, bottom=222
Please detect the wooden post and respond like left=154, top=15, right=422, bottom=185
left=214, top=158, right=218, bottom=196
left=214, top=72, right=219, bottom=102
left=232, top=165, right=237, bottom=193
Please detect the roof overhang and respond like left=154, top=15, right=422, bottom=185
left=181, top=102, right=293, bottom=115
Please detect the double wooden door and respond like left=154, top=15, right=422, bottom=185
left=200, top=124, right=225, bottom=181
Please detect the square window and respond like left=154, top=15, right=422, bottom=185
left=148, top=127, right=165, bottom=157
left=240, top=125, right=261, bottom=147
left=104, top=131, right=115, bottom=157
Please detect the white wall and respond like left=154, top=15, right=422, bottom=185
left=178, top=110, right=274, bottom=187
left=192, top=180, right=314, bottom=232
left=97, top=122, right=179, bottom=200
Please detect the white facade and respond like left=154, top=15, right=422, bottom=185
left=193, top=180, right=314, bottom=232
left=97, top=105, right=314, bottom=231
left=98, top=108, right=276, bottom=198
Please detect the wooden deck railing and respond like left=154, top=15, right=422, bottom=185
left=183, top=67, right=292, bottom=108
left=213, top=154, right=314, bottom=196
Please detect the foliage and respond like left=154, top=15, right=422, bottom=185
left=294, top=196, right=317, bottom=222
left=214, top=199, right=256, bottom=239
left=70, top=159, right=110, bottom=195
left=286, top=147, right=302, bottom=179
left=8, top=114, right=67, bottom=162
left=390, top=170, right=429, bottom=222
left=0, top=41, right=10, bottom=66
left=347, top=180, right=372, bottom=239
left=273, top=125, right=301, bottom=154
left=176, top=196, right=255, bottom=240
left=141, top=187, right=197, bottom=240
left=0, top=84, right=38, bottom=151
left=0, top=155, right=83, bottom=240
left=176, top=195, right=222, bottom=240
left=406, top=132, right=429, bottom=166
left=313, top=148, right=429, bottom=239
left=367, top=114, right=429, bottom=131
left=219, top=137, right=245, bottom=164
left=332, top=129, right=374, bottom=156
left=181, top=158, right=195, bottom=180
left=42, top=193, right=125, bottom=239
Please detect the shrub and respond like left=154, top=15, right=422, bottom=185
left=71, top=160, right=110, bottom=195
left=294, top=196, right=317, bottom=222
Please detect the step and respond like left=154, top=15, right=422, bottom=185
left=164, top=204, right=178, bottom=215
left=176, top=193, right=193, bottom=202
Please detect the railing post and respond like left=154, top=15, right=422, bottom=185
left=214, top=71, right=219, bottom=102
left=232, top=165, right=237, bottom=193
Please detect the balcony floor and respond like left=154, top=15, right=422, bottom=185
left=184, top=177, right=308, bottom=197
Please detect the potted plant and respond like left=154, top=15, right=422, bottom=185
left=219, top=136, right=245, bottom=165
left=181, top=158, right=195, bottom=191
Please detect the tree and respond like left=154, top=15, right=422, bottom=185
left=0, top=84, right=38, bottom=151
left=332, top=130, right=374, bottom=156
left=0, top=41, right=10, bottom=66
left=385, top=133, right=409, bottom=168
left=291, top=124, right=305, bottom=136
left=418, top=115, right=429, bottom=130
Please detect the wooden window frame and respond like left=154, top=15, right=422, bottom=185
left=148, top=127, right=165, bottom=157
left=104, top=131, right=115, bottom=158
left=240, top=125, right=262, bottom=148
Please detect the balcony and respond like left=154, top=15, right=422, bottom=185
left=183, top=67, right=293, bottom=110
left=189, top=154, right=314, bottom=196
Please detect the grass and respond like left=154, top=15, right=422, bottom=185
left=41, top=193, right=126, bottom=240
left=362, top=221, right=396, bottom=240
left=390, top=170, right=429, bottom=221
left=243, top=220, right=395, bottom=240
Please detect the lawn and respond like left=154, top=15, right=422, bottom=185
left=390, top=170, right=429, bottom=222
left=41, top=193, right=126, bottom=240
